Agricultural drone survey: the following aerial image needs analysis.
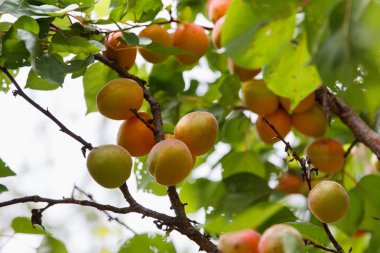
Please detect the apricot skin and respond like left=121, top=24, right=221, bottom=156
left=306, top=138, right=344, bottom=174
left=277, top=173, right=303, bottom=194
left=258, top=224, right=303, bottom=253
left=256, top=108, right=292, bottom=144
left=291, top=104, right=328, bottom=138
left=212, top=16, right=225, bottom=49
left=241, top=79, right=279, bottom=116
left=308, top=181, right=349, bottom=223
left=164, top=134, right=197, bottom=166
left=174, top=111, right=218, bottom=156
left=280, top=92, right=315, bottom=113
left=228, top=59, right=260, bottom=82
left=139, top=24, right=172, bottom=64
left=117, top=112, right=156, bottom=157
left=172, top=23, right=209, bottom=65
left=217, top=229, right=261, bottom=253
left=147, top=139, right=193, bottom=186
left=86, top=145, right=132, bottom=189
left=104, top=31, right=137, bottom=70
left=208, top=0, right=231, bottom=23
left=96, top=78, right=143, bottom=120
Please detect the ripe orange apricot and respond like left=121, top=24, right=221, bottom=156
left=172, top=23, right=209, bottom=65
left=308, top=181, right=349, bottom=223
left=306, top=138, right=345, bottom=174
left=117, top=112, right=156, bottom=157
left=241, top=79, right=279, bottom=116
left=87, top=145, right=133, bottom=188
left=218, top=229, right=261, bottom=253
left=139, top=24, right=172, bottom=64
left=258, top=224, right=303, bottom=253
left=291, top=104, right=328, bottom=138
left=212, top=16, right=225, bottom=49
left=277, top=173, right=304, bottom=194
left=96, top=78, right=143, bottom=120
left=104, top=31, right=137, bottom=70
left=147, top=139, right=193, bottom=186
left=174, top=111, right=218, bottom=156
left=280, top=92, right=315, bottom=113
left=164, top=133, right=197, bottom=165
left=255, top=108, right=292, bottom=144
left=207, top=0, right=231, bottom=23
left=228, top=59, right=261, bottom=82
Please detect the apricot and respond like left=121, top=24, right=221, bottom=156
left=86, top=145, right=133, bottom=188
left=280, top=92, right=315, bottom=113
left=172, top=23, right=209, bottom=65
left=117, top=112, right=156, bottom=157
left=164, top=134, right=197, bottom=165
left=255, top=108, right=292, bottom=144
left=241, top=79, right=279, bottom=116
left=212, top=16, right=225, bottom=49
left=218, top=229, right=261, bottom=253
left=104, top=31, right=137, bottom=70
left=147, top=139, right=193, bottom=186
left=139, top=24, right=172, bottom=64
left=306, top=138, right=345, bottom=174
left=291, top=104, right=328, bottom=138
left=174, top=111, right=218, bottom=156
left=308, top=181, right=349, bottom=223
left=277, top=173, right=304, bottom=194
left=96, top=78, right=143, bottom=120
left=207, top=0, right=231, bottom=23
left=258, top=224, right=303, bottom=253
left=228, top=59, right=261, bottom=82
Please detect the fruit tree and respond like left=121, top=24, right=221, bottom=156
left=1, top=0, right=380, bottom=252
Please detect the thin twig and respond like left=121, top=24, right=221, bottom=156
left=303, top=238, right=338, bottom=253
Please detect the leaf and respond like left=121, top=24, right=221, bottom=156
left=0, top=158, right=15, bottom=178
left=118, top=234, right=175, bottom=253
left=83, top=62, right=118, bottom=114
left=287, top=222, right=330, bottom=246
left=221, top=113, right=251, bottom=144
left=49, top=32, right=102, bottom=55
left=121, top=0, right=163, bottom=23
left=264, top=33, right=321, bottom=107
left=134, top=157, right=167, bottom=196
left=25, top=69, right=61, bottom=90
left=17, top=29, right=42, bottom=58
left=218, top=74, right=240, bottom=108
left=11, top=217, right=46, bottom=234
left=32, top=54, right=65, bottom=85
left=37, top=236, right=68, bottom=253
left=221, top=151, right=266, bottom=178
left=336, top=189, right=364, bottom=236
left=0, top=184, right=8, bottom=194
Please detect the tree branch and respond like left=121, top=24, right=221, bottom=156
left=304, top=238, right=338, bottom=253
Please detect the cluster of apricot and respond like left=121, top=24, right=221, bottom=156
left=86, top=78, right=218, bottom=189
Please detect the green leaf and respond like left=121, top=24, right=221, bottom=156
left=336, top=189, right=364, bottom=236
left=221, top=113, right=251, bottom=144
left=83, top=62, right=118, bottom=114
left=287, top=222, right=330, bottom=246
left=49, top=32, right=102, bottom=55
left=264, top=33, right=321, bottom=107
left=221, top=151, right=266, bottom=178
left=37, top=236, right=68, bottom=253
left=177, top=0, right=207, bottom=22
left=17, top=29, right=42, bottom=58
left=32, top=54, right=65, bottom=85
left=13, top=16, right=40, bottom=35
left=121, top=0, right=163, bottom=23
left=0, top=158, right=15, bottom=178
left=0, top=184, right=8, bottom=194
left=25, top=69, right=61, bottom=90
left=218, top=74, right=240, bottom=108
left=118, top=234, right=175, bottom=253
left=11, top=217, right=46, bottom=234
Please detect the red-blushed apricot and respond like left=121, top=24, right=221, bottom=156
left=86, top=145, right=132, bottom=188
left=96, top=78, right=143, bottom=120
left=228, top=58, right=261, bottom=82
left=212, top=16, right=225, bottom=49
left=258, top=224, right=303, bottom=253
left=277, top=173, right=304, bottom=194
left=280, top=92, right=316, bottom=113
left=104, top=31, right=137, bottom=70
left=174, top=111, right=218, bottom=156
left=291, top=104, right=328, bottom=138
left=255, top=108, right=291, bottom=144
left=207, top=0, right=231, bottom=23
left=172, top=23, right=209, bottom=65
left=164, top=133, right=197, bottom=166
left=139, top=24, right=172, bottom=64
left=147, top=139, right=193, bottom=186
left=308, top=181, right=349, bottom=223
left=117, top=112, right=156, bottom=157
left=306, top=138, right=345, bottom=174
left=218, top=229, right=261, bottom=253
left=241, top=79, right=279, bottom=116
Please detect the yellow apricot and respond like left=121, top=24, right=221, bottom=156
left=173, top=23, right=209, bottom=65
left=174, top=111, right=218, bottom=156
left=147, top=139, right=193, bottom=186
left=164, top=133, right=197, bottom=166
left=139, top=24, right=172, bottom=64
left=86, top=145, right=132, bottom=188
left=212, top=16, right=225, bottom=49
left=258, top=224, right=303, bottom=253
left=255, top=108, right=292, bottom=144
left=308, top=181, right=349, bottom=223
left=104, top=31, right=137, bottom=70
left=218, top=229, right=261, bottom=253
left=117, top=112, right=156, bottom=157
left=241, top=79, right=279, bottom=116
left=228, top=58, right=261, bottom=82
left=280, top=92, right=316, bottom=113
left=291, top=104, right=328, bottom=138
left=306, top=138, right=345, bottom=174
left=96, top=78, right=143, bottom=120
left=207, top=0, right=231, bottom=23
